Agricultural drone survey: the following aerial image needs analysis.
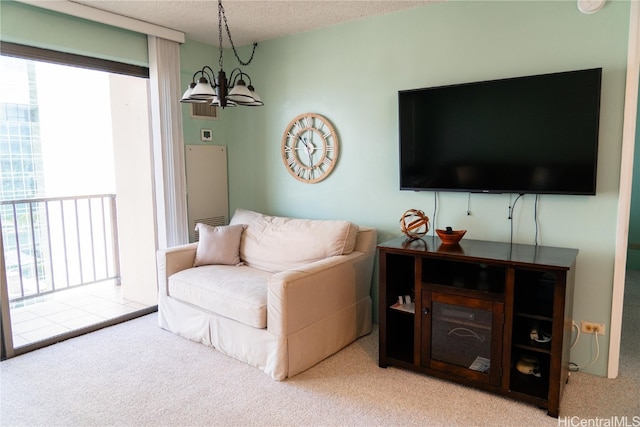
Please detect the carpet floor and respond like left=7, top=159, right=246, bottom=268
left=1, top=276, right=638, bottom=426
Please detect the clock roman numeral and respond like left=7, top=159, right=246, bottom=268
left=303, top=116, right=312, bottom=128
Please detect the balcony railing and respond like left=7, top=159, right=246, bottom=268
left=0, top=194, right=120, bottom=302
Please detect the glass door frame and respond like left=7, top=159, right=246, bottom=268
left=421, top=290, right=504, bottom=386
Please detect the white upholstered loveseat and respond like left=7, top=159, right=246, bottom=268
left=156, top=209, right=377, bottom=380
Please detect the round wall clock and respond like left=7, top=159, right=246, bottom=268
left=281, top=113, right=339, bottom=183
left=577, top=0, right=605, bottom=14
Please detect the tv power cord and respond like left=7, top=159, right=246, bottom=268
left=569, top=320, right=600, bottom=371
left=508, top=193, right=524, bottom=245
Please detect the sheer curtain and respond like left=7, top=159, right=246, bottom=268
left=148, top=36, right=189, bottom=248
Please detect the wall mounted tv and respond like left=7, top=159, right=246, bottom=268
left=399, top=68, right=602, bottom=195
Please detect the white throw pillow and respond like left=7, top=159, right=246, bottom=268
left=193, top=223, right=247, bottom=267
left=229, top=209, right=359, bottom=272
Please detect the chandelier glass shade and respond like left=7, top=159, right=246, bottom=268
left=180, top=0, right=262, bottom=108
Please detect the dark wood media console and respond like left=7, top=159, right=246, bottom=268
left=378, top=236, right=578, bottom=417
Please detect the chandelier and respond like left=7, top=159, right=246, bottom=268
left=180, top=0, right=263, bottom=108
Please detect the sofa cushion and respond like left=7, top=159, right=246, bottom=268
left=168, top=265, right=272, bottom=328
left=229, top=209, right=359, bottom=272
left=193, top=223, right=246, bottom=267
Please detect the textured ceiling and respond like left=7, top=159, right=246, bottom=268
left=69, top=0, right=435, bottom=47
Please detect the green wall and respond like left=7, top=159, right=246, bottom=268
left=2, top=0, right=633, bottom=377
left=183, top=1, right=630, bottom=377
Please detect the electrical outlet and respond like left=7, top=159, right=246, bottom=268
left=581, top=320, right=605, bottom=335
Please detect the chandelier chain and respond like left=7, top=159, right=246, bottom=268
left=218, top=0, right=257, bottom=67
left=218, top=2, right=224, bottom=69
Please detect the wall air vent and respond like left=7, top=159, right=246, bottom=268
left=190, top=103, right=218, bottom=120
left=193, top=216, right=226, bottom=241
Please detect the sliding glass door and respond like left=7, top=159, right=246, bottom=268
left=0, top=44, right=157, bottom=358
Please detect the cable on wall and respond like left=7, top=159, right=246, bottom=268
left=508, top=193, right=524, bottom=245
left=432, top=191, right=438, bottom=236
left=570, top=320, right=580, bottom=350
left=569, top=331, right=600, bottom=372
left=534, top=194, right=540, bottom=246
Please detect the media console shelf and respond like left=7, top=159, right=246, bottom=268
left=378, top=236, right=577, bottom=417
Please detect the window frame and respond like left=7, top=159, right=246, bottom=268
left=0, top=42, right=149, bottom=78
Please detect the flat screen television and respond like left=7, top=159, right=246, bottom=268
left=398, top=68, right=602, bottom=195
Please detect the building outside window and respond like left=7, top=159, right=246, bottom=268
left=1, top=56, right=46, bottom=295
left=0, top=54, right=118, bottom=300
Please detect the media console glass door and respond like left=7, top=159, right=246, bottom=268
left=421, top=291, right=504, bottom=386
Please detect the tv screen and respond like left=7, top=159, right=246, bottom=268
left=399, top=68, right=602, bottom=195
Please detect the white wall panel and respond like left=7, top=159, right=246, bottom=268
left=185, top=145, right=229, bottom=242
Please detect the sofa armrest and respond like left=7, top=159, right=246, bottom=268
left=156, top=242, right=198, bottom=295
left=354, top=226, right=376, bottom=255
left=267, top=249, right=375, bottom=336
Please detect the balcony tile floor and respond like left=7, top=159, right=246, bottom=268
left=9, top=281, right=151, bottom=348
